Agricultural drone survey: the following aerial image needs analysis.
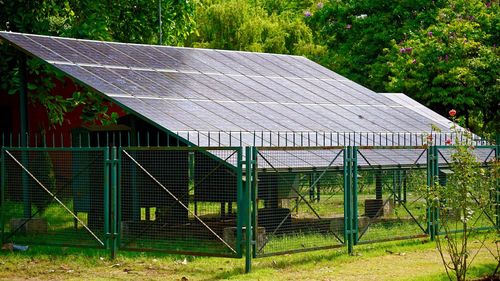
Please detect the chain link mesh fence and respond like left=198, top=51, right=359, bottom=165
left=356, top=148, right=430, bottom=243
left=436, top=146, right=498, bottom=234
left=119, top=147, right=242, bottom=257
left=254, top=148, right=345, bottom=256
left=1, top=148, right=108, bottom=248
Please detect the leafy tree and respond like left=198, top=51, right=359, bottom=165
left=307, top=0, right=443, bottom=90
left=378, top=0, right=499, bottom=134
left=0, top=0, right=196, bottom=125
left=425, top=111, right=499, bottom=280
left=308, top=0, right=499, bottom=136
left=187, top=0, right=325, bottom=57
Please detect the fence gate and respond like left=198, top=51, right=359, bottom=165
left=355, top=147, right=430, bottom=244
left=1, top=147, right=109, bottom=248
left=118, top=147, right=243, bottom=257
left=254, top=148, right=345, bottom=256
left=435, top=146, right=498, bottom=234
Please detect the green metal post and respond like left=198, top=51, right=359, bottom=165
left=433, top=146, right=439, bottom=237
left=19, top=55, right=30, bottom=218
left=104, top=148, right=110, bottom=250
left=352, top=146, right=358, bottom=245
left=244, top=147, right=253, bottom=273
left=111, top=147, right=119, bottom=259
left=115, top=147, right=122, bottom=253
left=426, top=146, right=434, bottom=240
left=251, top=147, right=258, bottom=258
left=236, top=148, right=243, bottom=257
left=343, top=147, right=353, bottom=254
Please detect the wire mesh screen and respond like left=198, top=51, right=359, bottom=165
left=356, top=148, right=429, bottom=243
left=1, top=148, right=107, bottom=248
left=254, top=148, right=345, bottom=256
left=436, top=146, right=498, bottom=234
left=119, top=147, right=241, bottom=257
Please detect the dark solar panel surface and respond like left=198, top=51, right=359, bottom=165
left=1, top=31, right=467, bottom=168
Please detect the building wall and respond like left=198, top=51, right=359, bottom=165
left=0, top=77, right=125, bottom=147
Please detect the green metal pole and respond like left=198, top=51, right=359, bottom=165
left=433, top=146, right=439, bottom=238
left=115, top=147, right=122, bottom=253
left=343, top=147, right=353, bottom=254
left=251, top=147, right=258, bottom=258
left=426, top=146, right=434, bottom=240
left=103, top=148, right=111, bottom=249
left=111, top=147, right=119, bottom=259
left=352, top=146, right=358, bottom=246
left=236, top=148, right=243, bottom=257
left=244, top=147, right=253, bottom=273
left=19, top=54, right=30, bottom=218
left=104, top=148, right=110, bottom=250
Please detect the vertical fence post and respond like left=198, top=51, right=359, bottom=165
left=111, top=146, right=119, bottom=259
left=343, top=146, right=354, bottom=254
left=236, top=147, right=243, bottom=258
left=426, top=145, right=438, bottom=240
left=19, top=54, right=31, bottom=219
left=251, top=147, right=258, bottom=259
left=244, top=147, right=253, bottom=273
left=352, top=146, right=358, bottom=245
left=104, top=148, right=110, bottom=251
left=432, top=146, right=439, bottom=237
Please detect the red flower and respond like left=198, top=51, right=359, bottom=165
left=449, top=109, right=457, bottom=117
left=427, top=135, right=433, bottom=142
left=445, top=139, right=452, bottom=145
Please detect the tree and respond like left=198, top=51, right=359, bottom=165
left=379, top=0, right=499, bottom=135
left=308, top=0, right=499, bottom=137
left=425, top=110, right=499, bottom=281
left=187, top=0, right=325, bottom=57
left=0, top=0, right=196, bottom=125
left=307, top=0, right=443, bottom=91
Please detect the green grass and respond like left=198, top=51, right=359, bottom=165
left=0, top=237, right=497, bottom=280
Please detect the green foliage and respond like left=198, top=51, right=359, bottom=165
left=379, top=0, right=499, bottom=134
left=0, top=0, right=196, bottom=126
left=424, top=117, right=499, bottom=281
left=308, top=0, right=443, bottom=90
left=308, top=0, right=499, bottom=136
left=187, top=0, right=325, bottom=56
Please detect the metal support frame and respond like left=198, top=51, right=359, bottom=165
left=244, top=147, right=254, bottom=273
left=426, top=146, right=439, bottom=240
left=344, top=147, right=358, bottom=253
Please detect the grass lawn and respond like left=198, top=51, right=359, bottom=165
left=0, top=238, right=498, bottom=281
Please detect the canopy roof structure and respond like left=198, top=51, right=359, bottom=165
left=1, top=31, right=490, bottom=169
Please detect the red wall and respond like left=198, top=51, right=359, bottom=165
left=0, top=77, right=125, bottom=147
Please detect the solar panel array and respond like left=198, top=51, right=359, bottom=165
left=1, top=32, right=467, bottom=168
left=0, top=32, right=453, bottom=146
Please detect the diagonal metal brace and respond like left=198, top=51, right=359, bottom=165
left=5, top=150, right=104, bottom=246
left=122, top=150, right=237, bottom=254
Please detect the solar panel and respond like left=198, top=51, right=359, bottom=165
left=0, top=31, right=464, bottom=168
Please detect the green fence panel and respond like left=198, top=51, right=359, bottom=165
left=355, top=147, right=430, bottom=244
left=253, top=147, right=345, bottom=257
left=1, top=147, right=108, bottom=248
left=118, top=147, right=242, bottom=257
left=435, top=146, right=498, bottom=235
